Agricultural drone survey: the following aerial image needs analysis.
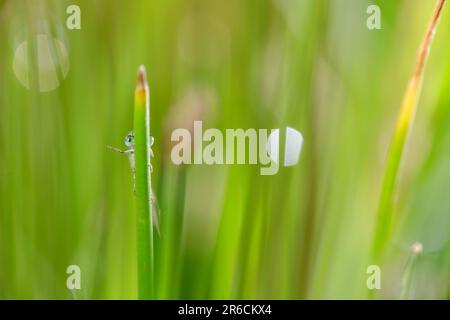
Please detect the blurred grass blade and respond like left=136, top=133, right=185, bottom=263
left=133, top=65, right=154, bottom=299
left=372, top=0, right=446, bottom=261
left=400, top=242, right=423, bottom=299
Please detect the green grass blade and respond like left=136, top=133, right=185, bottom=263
left=400, top=242, right=423, bottom=299
left=133, top=65, right=154, bottom=299
left=372, top=0, right=446, bottom=262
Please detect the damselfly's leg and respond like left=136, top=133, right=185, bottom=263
left=148, top=136, right=155, bottom=172
left=149, top=136, right=155, bottom=158
left=107, top=145, right=130, bottom=154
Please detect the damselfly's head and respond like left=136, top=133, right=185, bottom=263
left=124, top=131, right=135, bottom=148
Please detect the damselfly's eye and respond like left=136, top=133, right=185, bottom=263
left=124, top=132, right=134, bottom=147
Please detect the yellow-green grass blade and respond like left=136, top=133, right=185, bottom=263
left=372, top=0, right=446, bottom=263
left=133, top=65, right=154, bottom=299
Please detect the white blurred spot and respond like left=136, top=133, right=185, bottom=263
left=13, top=34, right=70, bottom=92
left=267, top=127, right=303, bottom=166
left=284, top=127, right=303, bottom=166
left=411, top=242, right=423, bottom=255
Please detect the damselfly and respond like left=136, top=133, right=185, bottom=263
left=107, top=131, right=159, bottom=231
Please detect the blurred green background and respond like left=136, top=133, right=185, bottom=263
left=0, top=0, right=449, bottom=299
